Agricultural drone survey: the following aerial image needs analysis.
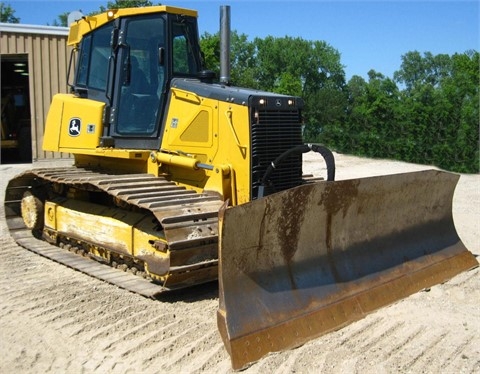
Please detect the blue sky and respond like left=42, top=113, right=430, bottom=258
left=7, top=0, right=479, bottom=80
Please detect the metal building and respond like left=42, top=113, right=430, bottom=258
left=1, top=23, right=71, bottom=162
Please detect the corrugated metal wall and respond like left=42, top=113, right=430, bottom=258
left=0, top=24, right=71, bottom=160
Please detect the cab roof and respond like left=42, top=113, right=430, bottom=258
left=67, top=6, right=197, bottom=46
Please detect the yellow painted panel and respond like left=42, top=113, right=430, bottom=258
left=161, top=87, right=251, bottom=204
left=42, top=95, right=63, bottom=151
left=164, top=88, right=214, bottom=149
left=215, top=101, right=251, bottom=204
left=44, top=198, right=164, bottom=259
left=180, top=110, right=210, bottom=143
left=44, top=94, right=104, bottom=151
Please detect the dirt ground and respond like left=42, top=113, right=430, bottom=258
left=0, top=152, right=478, bottom=373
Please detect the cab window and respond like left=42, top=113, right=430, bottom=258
left=76, top=22, right=113, bottom=91
left=172, top=20, right=201, bottom=76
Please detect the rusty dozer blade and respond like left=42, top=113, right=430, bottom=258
left=217, top=169, right=478, bottom=370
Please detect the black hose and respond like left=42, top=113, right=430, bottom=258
left=308, top=144, right=336, bottom=181
left=259, top=144, right=335, bottom=198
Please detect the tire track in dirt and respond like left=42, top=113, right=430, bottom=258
left=342, top=319, right=412, bottom=372
left=78, top=308, right=221, bottom=372
left=438, top=333, right=476, bottom=373
left=273, top=315, right=409, bottom=373
left=397, top=331, right=449, bottom=372
left=73, top=304, right=156, bottom=339
left=1, top=238, right=224, bottom=374
left=143, top=326, right=217, bottom=370
left=0, top=217, right=222, bottom=373
left=346, top=318, right=407, bottom=353
left=223, top=276, right=478, bottom=374
left=175, top=341, right=228, bottom=373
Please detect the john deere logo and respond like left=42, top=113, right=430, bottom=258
left=68, top=118, right=81, bottom=137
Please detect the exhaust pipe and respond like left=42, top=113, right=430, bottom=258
left=219, top=5, right=231, bottom=85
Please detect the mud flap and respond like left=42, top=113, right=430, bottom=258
left=217, top=169, right=478, bottom=370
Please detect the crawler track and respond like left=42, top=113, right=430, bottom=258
left=5, top=168, right=224, bottom=297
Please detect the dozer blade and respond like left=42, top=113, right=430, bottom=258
left=217, top=169, right=478, bottom=370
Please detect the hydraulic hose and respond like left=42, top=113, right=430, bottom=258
left=258, top=144, right=335, bottom=198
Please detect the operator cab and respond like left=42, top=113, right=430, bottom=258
left=71, top=10, right=203, bottom=149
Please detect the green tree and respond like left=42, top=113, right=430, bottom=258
left=393, top=50, right=479, bottom=172
left=328, top=71, right=400, bottom=157
left=275, top=72, right=303, bottom=96
left=437, top=51, right=479, bottom=172
left=326, top=50, right=479, bottom=173
left=252, top=36, right=346, bottom=141
left=230, top=32, right=257, bottom=88
left=200, top=33, right=347, bottom=143
left=394, top=51, right=452, bottom=91
left=50, top=12, right=68, bottom=27
left=0, top=2, right=19, bottom=23
left=253, top=36, right=345, bottom=94
left=200, top=31, right=257, bottom=88
left=200, top=32, right=220, bottom=75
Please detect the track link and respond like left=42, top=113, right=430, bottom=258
left=5, top=167, right=224, bottom=297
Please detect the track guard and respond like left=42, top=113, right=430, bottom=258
left=217, top=169, right=478, bottom=370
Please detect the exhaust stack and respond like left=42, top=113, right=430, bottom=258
left=219, top=5, right=231, bottom=85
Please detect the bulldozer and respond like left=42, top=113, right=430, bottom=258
left=4, top=5, right=477, bottom=370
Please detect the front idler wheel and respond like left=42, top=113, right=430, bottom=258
left=21, top=191, right=44, bottom=231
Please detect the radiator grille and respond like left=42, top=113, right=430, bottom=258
left=251, top=108, right=303, bottom=199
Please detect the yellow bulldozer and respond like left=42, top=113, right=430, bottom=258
left=4, top=5, right=477, bottom=370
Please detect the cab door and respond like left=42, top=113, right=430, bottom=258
left=108, top=13, right=167, bottom=150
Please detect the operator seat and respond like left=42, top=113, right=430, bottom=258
left=130, top=56, right=150, bottom=94
left=117, top=56, right=158, bottom=134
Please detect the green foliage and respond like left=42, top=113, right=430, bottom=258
left=0, top=2, right=19, bottom=23
left=200, top=29, right=478, bottom=172
left=49, top=12, right=68, bottom=27
left=322, top=51, right=479, bottom=173
left=200, top=32, right=220, bottom=75
left=200, top=31, right=257, bottom=87
left=200, top=33, right=347, bottom=140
